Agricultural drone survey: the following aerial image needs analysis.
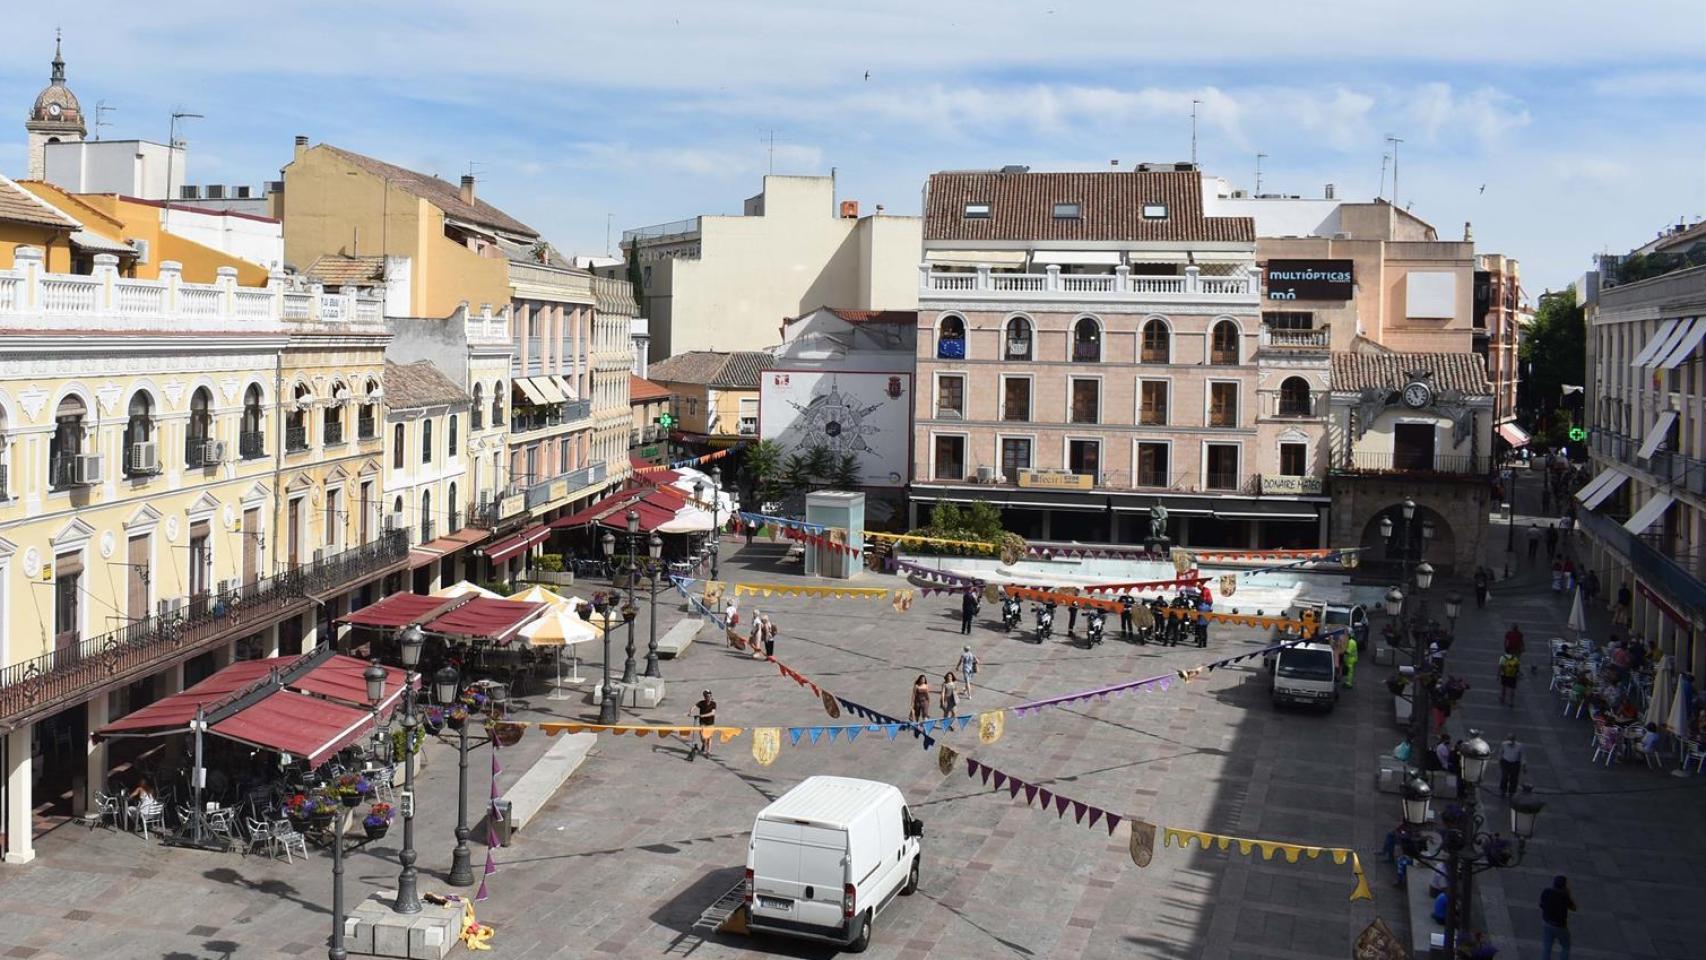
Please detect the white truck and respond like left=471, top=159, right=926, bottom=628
left=1266, top=641, right=1341, bottom=710
left=745, top=776, right=923, bottom=952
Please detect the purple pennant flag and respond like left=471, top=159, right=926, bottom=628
left=1158, top=677, right=1172, bottom=692
left=1038, top=788, right=1052, bottom=809
left=966, top=758, right=979, bottom=778
left=1054, top=795, right=1071, bottom=817
left=979, top=765, right=993, bottom=786
left=1072, top=801, right=1087, bottom=824
left=1006, top=778, right=1022, bottom=799
left=484, top=851, right=497, bottom=876
left=1023, top=784, right=1038, bottom=805
left=1086, top=808, right=1103, bottom=829
left=475, top=879, right=488, bottom=902
left=1106, top=814, right=1123, bottom=836
left=991, top=772, right=1007, bottom=791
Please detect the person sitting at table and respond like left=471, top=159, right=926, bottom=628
left=1638, top=722, right=1664, bottom=760
left=128, top=777, right=155, bottom=803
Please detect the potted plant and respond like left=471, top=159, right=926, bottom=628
left=363, top=802, right=393, bottom=839
left=424, top=707, right=445, bottom=735
left=284, top=792, right=313, bottom=822
left=446, top=705, right=470, bottom=731
left=334, top=773, right=372, bottom=807
left=461, top=686, right=489, bottom=711
left=487, top=721, right=524, bottom=747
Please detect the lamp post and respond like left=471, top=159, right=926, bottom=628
left=594, top=542, right=621, bottom=724
left=1503, top=466, right=1518, bottom=577
left=644, top=531, right=665, bottom=678
left=393, top=625, right=424, bottom=915
left=622, top=510, right=640, bottom=684
left=696, top=466, right=723, bottom=579
left=1399, top=732, right=1543, bottom=957
left=1444, top=593, right=1463, bottom=633
left=1381, top=498, right=1437, bottom=747
left=331, top=660, right=389, bottom=960
left=436, top=665, right=474, bottom=888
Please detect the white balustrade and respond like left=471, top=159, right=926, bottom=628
left=1128, top=275, right=1186, bottom=294
left=41, top=276, right=100, bottom=313
left=179, top=285, right=222, bottom=317
left=921, top=267, right=1245, bottom=301
left=233, top=289, right=274, bottom=319
left=116, top=280, right=167, bottom=315
left=282, top=292, right=313, bottom=320
left=0, top=273, right=24, bottom=311
left=1061, top=274, right=1116, bottom=293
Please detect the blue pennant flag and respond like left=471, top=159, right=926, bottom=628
left=885, top=724, right=900, bottom=740
left=845, top=726, right=861, bottom=743
left=809, top=727, right=824, bottom=745
left=788, top=728, right=804, bottom=746
left=827, top=728, right=842, bottom=742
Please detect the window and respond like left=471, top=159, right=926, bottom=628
left=1002, top=377, right=1030, bottom=422
left=287, top=383, right=310, bottom=452
left=1205, top=443, right=1239, bottom=490
left=1068, top=439, right=1100, bottom=481
left=1072, top=318, right=1101, bottom=362
left=738, top=397, right=759, bottom=435
left=491, top=381, right=504, bottom=426
left=937, top=375, right=965, bottom=419
left=933, top=435, right=966, bottom=481
left=1139, top=380, right=1169, bottom=426
left=1393, top=423, right=1436, bottom=471
left=124, top=391, right=155, bottom=477
left=1263, top=311, right=1314, bottom=331
left=1000, top=438, right=1032, bottom=481
left=1209, top=382, right=1238, bottom=428
left=937, top=315, right=967, bottom=360
left=54, top=553, right=81, bottom=648
left=1141, top=319, right=1170, bottom=363
left=1280, top=442, right=1307, bottom=476
left=241, top=384, right=265, bottom=459
left=421, top=419, right=434, bottom=464
left=1052, top=202, right=1081, bottom=219
left=420, top=489, right=433, bottom=544
left=448, top=482, right=460, bottom=531
left=449, top=415, right=459, bottom=457
left=1070, top=378, right=1099, bottom=424
left=189, top=387, right=215, bottom=464
left=1004, top=317, right=1032, bottom=360
left=963, top=202, right=991, bottom=219
left=1278, top=377, right=1312, bottom=417
left=392, top=424, right=406, bottom=469
left=360, top=379, right=379, bottom=440
left=1142, top=203, right=1168, bottom=219
left=1136, top=442, right=1169, bottom=487
left=49, top=395, right=86, bottom=489
left=472, top=384, right=485, bottom=430
left=1210, top=320, right=1240, bottom=365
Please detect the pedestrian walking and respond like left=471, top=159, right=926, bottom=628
left=763, top=616, right=778, bottom=659
left=1546, top=523, right=1559, bottom=560
left=909, top=675, right=931, bottom=724
left=1474, top=568, right=1490, bottom=608
left=748, top=610, right=765, bottom=652
left=958, top=645, right=979, bottom=699
left=1504, top=623, right=1525, bottom=657
left=1498, top=733, right=1524, bottom=797
left=1614, top=584, right=1632, bottom=626
left=939, top=672, right=959, bottom=718
left=1067, top=602, right=1079, bottom=636
left=1583, top=569, right=1600, bottom=607
left=1540, top=875, right=1577, bottom=959
left=1118, top=594, right=1134, bottom=639
left=1342, top=634, right=1359, bottom=688
left=960, top=590, right=978, bottom=635
left=691, top=689, right=718, bottom=759
left=1498, top=652, right=1521, bottom=705
left=1527, top=525, right=1541, bottom=563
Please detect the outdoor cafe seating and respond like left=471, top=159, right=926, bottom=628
left=1553, top=634, right=1699, bottom=772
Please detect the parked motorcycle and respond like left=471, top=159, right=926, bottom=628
left=1085, top=609, right=1106, bottom=647
left=1002, top=595, right=1023, bottom=633
left=1034, top=602, right=1055, bottom=644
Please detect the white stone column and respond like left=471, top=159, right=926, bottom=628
left=85, top=695, right=110, bottom=815
left=3, top=725, right=34, bottom=863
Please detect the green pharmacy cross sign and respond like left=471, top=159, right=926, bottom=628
left=1568, top=427, right=1586, bottom=442
left=655, top=413, right=677, bottom=430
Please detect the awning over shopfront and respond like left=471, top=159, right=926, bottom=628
left=1032, top=251, right=1122, bottom=266
left=923, top=249, right=1026, bottom=266
left=550, top=375, right=578, bottom=400
left=1496, top=422, right=1532, bottom=448
left=95, top=660, right=279, bottom=736
left=1640, top=319, right=1695, bottom=370
left=1623, top=492, right=1676, bottom=534
left=513, top=378, right=550, bottom=406
left=1659, top=318, right=1706, bottom=369
left=211, top=691, right=382, bottom=767
left=479, top=523, right=551, bottom=565
left=1637, top=411, right=1677, bottom=459
left=1631, top=318, right=1681, bottom=366
left=410, top=527, right=490, bottom=568
left=1576, top=468, right=1630, bottom=510
left=422, top=597, right=544, bottom=644
left=339, top=591, right=460, bottom=629
left=553, top=487, right=684, bottom=533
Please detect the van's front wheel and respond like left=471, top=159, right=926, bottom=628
left=847, top=911, right=872, bottom=953
left=902, top=856, right=920, bottom=895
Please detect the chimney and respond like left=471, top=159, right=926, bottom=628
left=1464, top=221, right=1474, bottom=242
left=293, top=135, right=309, bottom=162
left=1324, top=183, right=1336, bottom=200
left=460, top=175, right=476, bottom=205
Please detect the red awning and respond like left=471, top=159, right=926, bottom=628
left=608, top=499, right=678, bottom=533
left=95, top=660, right=279, bottom=737
left=478, top=524, right=551, bottom=564
left=339, top=592, right=461, bottom=629
left=552, top=493, right=635, bottom=529
left=210, top=691, right=378, bottom=768
left=423, top=597, right=544, bottom=643
left=290, top=654, right=409, bottom=709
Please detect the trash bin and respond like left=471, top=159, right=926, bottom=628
left=490, top=800, right=514, bottom=847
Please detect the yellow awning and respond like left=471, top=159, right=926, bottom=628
left=924, top=249, right=1026, bottom=266
left=550, top=375, right=578, bottom=400
left=530, top=376, right=567, bottom=404
left=513, top=378, right=549, bottom=406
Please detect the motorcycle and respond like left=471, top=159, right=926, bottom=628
left=1002, top=596, right=1023, bottom=633
left=1084, top=609, right=1106, bottom=647
left=1034, top=602, right=1055, bottom=644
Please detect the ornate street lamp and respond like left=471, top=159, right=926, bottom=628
left=644, top=531, right=665, bottom=678
left=393, top=625, right=424, bottom=914
left=599, top=530, right=620, bottom=723
left=1379, top=515, right=1394, bottom=539
left=1402, top=497, right=1416, bottom=521
left=621, top=510, right=641, bottom=683
left=435, top=665, right=475, bottom=888
left=1444, top=593, right=1463, bottom=631
left=332, top=661, right=390, bottom=960
left=1415, top=561, right=1436, bottom=591
left=1384, top=587, right=1405, bottom=618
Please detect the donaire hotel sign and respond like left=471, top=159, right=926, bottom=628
left=1265, top=259, right=1354, bottom=301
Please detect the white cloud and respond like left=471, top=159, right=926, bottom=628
left=1408, top=83, right=1531, bottom=147
left=1590, top=70, right=1706, bottom=97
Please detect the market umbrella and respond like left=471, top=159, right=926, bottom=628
left=1670, top=674, right=1691, bottom=737
left=1566, top=586, right=1587, bottom=638
left=509, top=584, right=584, bottom=609
left=1645, top=655, right=1674, bottom=730
left=435, top=580, right=503, bottom=600
left=518, top=606, right=602, bottom=697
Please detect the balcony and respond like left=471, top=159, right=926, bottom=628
left=0, top=464, right=7, bottom=499
left=524, top=460, right=608, bottom=511
left=1329, top=452, right=1491, bottom=477
left=357, top=415, right=377, bottom=442
left=417, top=520, right=436, bottom=545
left=239, top=431, right=266, bottom=460
left=0, top=529, right=407, bottom=729
left=472, top=409, right=485, bottom=431
left=48, top=452, right=86, bottom=491
left=564, top=399, right=593, bottom=423
left=324, top=421, right=344, bottom=446
left=919, top=264, right=1254, bottom=304
left=1258, top=326, right=1331, bottom=352
left=285, top=424, right=309, bottom=453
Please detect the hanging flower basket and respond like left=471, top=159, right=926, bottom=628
left=424, top=708, right=445, bottom=735
left=446, top=707, right=469, bottom=731
left=363, top=802, right=393, bottom=839
left=363, top=820, right=389, bottom=840
left=488, top=721, right=524, bottom=747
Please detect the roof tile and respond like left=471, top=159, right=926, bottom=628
left=384, top=360, right=471, bottom=410
left=924, top=170, right=1253, bottom=244
left=305, top=255, right=386, bottom=288
left=0, top=174, right=79, bottom=230
left=319, top=145, right=537, bottom=239
left=647, top=350, right=774, bottom=389
left=628, top=374, right=673, bottom=402
left=1331, top=352, right=1492, bottom=395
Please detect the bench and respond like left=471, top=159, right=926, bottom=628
left=656, top=618, right=702, bottom=659
left=1394, top=695, right=1412, bottom=726
left=1405, top=865, right=1444, bottom=958
left=489, top=731, right=596, bottom=836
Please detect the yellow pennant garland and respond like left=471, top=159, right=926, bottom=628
left=1162, top=828, right=1371, bottom=901
left=865, top=531, right=1001, bottom=554
left=734, top=583, right=888, bottom=600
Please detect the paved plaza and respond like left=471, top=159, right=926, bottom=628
left=0, top=523, right=1702, bottom=959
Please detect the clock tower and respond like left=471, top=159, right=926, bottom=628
left=25, top=32, right=86, bottom=180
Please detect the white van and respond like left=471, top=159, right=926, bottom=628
left=745, top=776, right=923, bottom=952
left=1266, top=641, right=1340, bottom=709
left=1298, top=599, right=1370, bottom=647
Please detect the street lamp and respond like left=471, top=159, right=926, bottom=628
left=393, top=624, right=423, bottom=915
left=695, top=467, right=723, bottom=578
left=1384, top=587, right=1404, bottom=617
left=332, top=660, right=389, bottom=960
left=436, top=665, right=475, bottom=888
left=644, top=531, right=664, bottom=678
left=598, top=531, right=621, bottom=724
left=621, top=510, right=640, bottom=684
left=1444, top=593, right=1463, bottom=632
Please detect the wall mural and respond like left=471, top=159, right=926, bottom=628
left=759, top=370, right=912, bottom=487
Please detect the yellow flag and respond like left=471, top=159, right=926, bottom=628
left=752, top=727, right=780, bottom=765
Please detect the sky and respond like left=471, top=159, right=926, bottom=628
left=4, top=1, right=1703, bottom=294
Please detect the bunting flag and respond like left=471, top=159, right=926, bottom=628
left=891, top=589, right=915, bottom=613
left=1162, top=828, right=1371, bottom=901
left=736, top=510, right=826, bottom=535
left=1025, top=544, right=1162, bottom=562
left=752, top=727, right=780, bottom=766
left=836, top=696, right=938, bottom=750
left=734, top=583, right=887, bottom=599
left=477, top=729, right=503, bottom=903
left=864, top=530, right=1002, bottom=554
left=954, top=754, right=1123, bottom=837
left=977, top=710, right=1004, bottom=744
left=1129, top=819, right=1157, bottom=867
left=891, top=559, right=987, bottom=589
left=634, top=446, right=741, bottom=475
left=1001, top=585, right=1123, bottom=612
left=1067, top=575, right=1210, bottom=596
left=537, top=722, right=745, bottom=742
left=775, top=527, right=866, bottom=558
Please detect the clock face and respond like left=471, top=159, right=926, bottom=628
left=1402, top=382, right=1432, bottom=408
left=47, top=103, right=61, bottom=118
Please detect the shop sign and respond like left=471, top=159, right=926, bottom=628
left=1017, top=469, right=1093, bottom=491
left=1259, top=475, right=1324, bottom=495
left=1265, top=259, right=1354, bottom=301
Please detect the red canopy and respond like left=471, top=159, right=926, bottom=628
left=95, top=660, right=278, bottom=737
left=552, top=492, right=636, bottom=529
left=423, top=597, right=544, bottom=643
left=340, top=592, right=460, bottom=629
left=478, top=524, right=551, bottom=565
left=211, top=692, right=378, bottom=768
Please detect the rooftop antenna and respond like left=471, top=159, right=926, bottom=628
left=1255, top=152, right=1267, bottom=195
left=94, top=100, right=116, bottom=141
left=605, top=213, right=613, bottom=257
left=1190, top=99, right=1202, bottom=166
left=163, top=110, right=204, bottom=232
left=760, top=129, right=788, bottom=175
left=1385, top=135, right=1404, bottom=207
left=1378, top=152, right=1390, bottom=200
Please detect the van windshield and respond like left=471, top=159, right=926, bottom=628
left=1277, top=650, right=1335, bottom=681
left=1324, top=608, right=1351, bottom=625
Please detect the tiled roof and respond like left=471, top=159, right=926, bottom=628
left=319, top=145, right=538, bottom=239
left=1331, top=352, right=1492, bottom=395
left=0, top=174, right=79, bottom=230
left=305, top=255, right=386, bottom=287
left=629, top=374, right=672, bottom=403
left=383, top=360, right=471, bottom=410
left=825, top=308, right=919, bottom=326
left=647, top=350, right=774, bottom=389
left=594, top=276, right=640, bottom=316
left=924, top=170, right=1254, bottom=243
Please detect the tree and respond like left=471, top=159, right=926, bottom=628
left=829, top=452, right=861, bottom=489
left=1519, top=289, right=1585, bottom=430
left=743, top=439, right=787, bottom=504
left=782, top=452, right=813, bottom=492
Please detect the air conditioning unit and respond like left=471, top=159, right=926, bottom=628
left=131, top=238, right=151, bottom=264
left=975, top=465, right=996, bottom=484
left=201, top=440, right=227, bottom=465
left=131, top=441, right=159, bottom=474
left=73, top=453, right=103, bottom=485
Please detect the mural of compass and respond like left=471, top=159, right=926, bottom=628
left=787, top=377, right=885, bottom=456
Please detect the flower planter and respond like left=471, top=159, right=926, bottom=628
left=364, top=822, right=390, bottom=840
left=341, top=793, right=363, bottom=808
left=447, top=712, right=467, bottom=731
left=489, top=723, right=523, bottom=747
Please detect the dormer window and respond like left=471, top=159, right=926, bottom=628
left=963, top=202, right=991, bottom=219
left=1142, top=203, right=1168, bottom=219
left=1052, top=202, right=1081, bottom=220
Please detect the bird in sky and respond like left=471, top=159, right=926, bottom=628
left=864, top=70, right=871, bottom=81
left=1479, top=184, right=1486, bottom=194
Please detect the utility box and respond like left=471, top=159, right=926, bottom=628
left=804, top=491, right=864, bottom=580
